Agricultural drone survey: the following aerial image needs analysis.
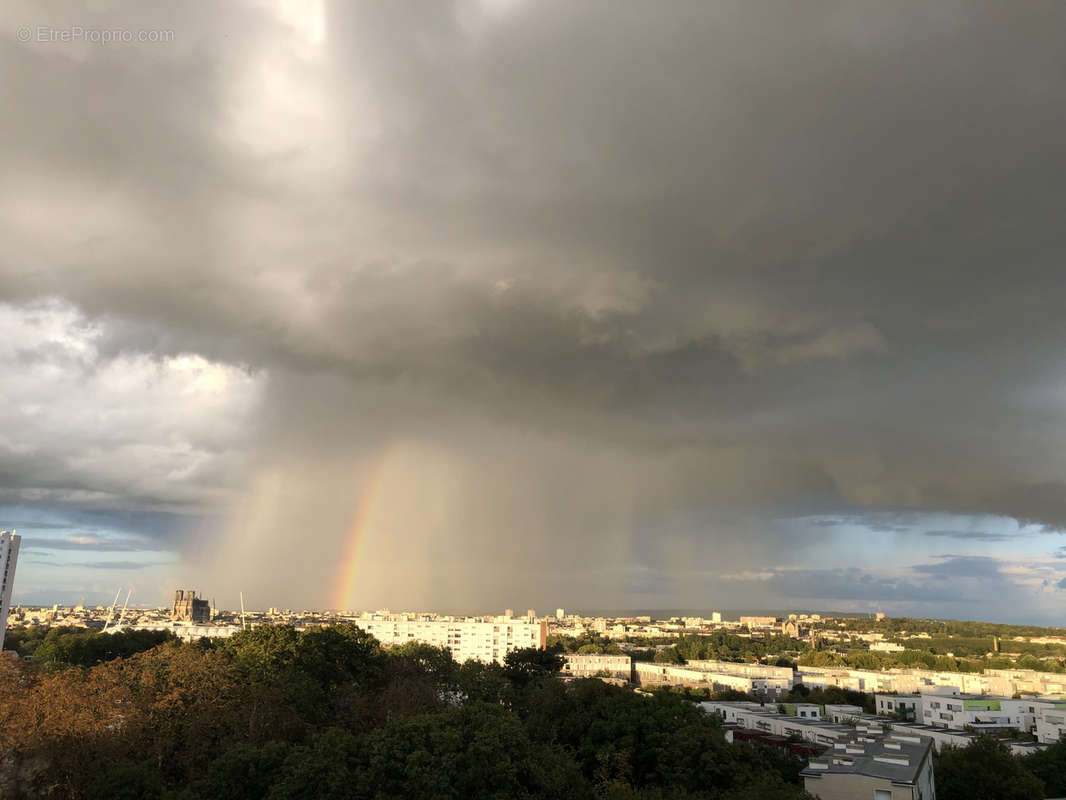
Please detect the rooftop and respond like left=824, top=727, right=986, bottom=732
left=801, top=733, right=932, bottom=785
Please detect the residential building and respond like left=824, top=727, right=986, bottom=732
left=799, top=665, right=1066, bottom=698
left=876, top=694, right=920, bottom=721
left=802, top=732, right=936, bottom=800
left=562, top=653, right=631, bottom=680
left=701, top=701, right=863, bottom=747
left=635, top=659, right=792, bottom=696
left=356, top=616, right=546, bottom=664
left=824, top=704, right=866, bottom=724
left=0, top=530, right=21, bottom=651
left=1034, top=703, right=1066, bottom=744
left=740, top=615, right=778, bottom=629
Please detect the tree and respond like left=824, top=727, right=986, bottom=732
left=1022, top=734, right=1066, bottom=797
left=935, top=736, right=1044, bottom=800
left=195, top=741, right=292, bottom=800
left=503, top=645, right=565, bottom=687
left=653, top=646, right=683, bottom=664
left=353, top=703, right=587, bottom=799
left=87, top=762, right=164, bottom=800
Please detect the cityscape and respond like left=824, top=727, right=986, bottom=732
left=4, top=526, right=1066, bottom=795
left=6, top=1, right=1066, bottom=798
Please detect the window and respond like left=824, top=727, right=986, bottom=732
left=874, top=791, right=892, bottom=800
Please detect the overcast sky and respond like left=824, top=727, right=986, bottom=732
left=3, top=1, right=1066, bottom=623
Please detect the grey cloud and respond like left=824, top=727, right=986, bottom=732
left=2, top=1, right=1066, bottom=609
left=723, top=568, right=958, bottom=604
left=923, top=531, right=1015, bottom=542
left=70, top=561, right=170, bottom=571
left=912, top=556, right=1005, bottom=581
left=21, top=536, right=172, bottom=553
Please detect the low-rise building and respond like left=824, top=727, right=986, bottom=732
left=824, top=704, right=866, bottom=724
left=634, top=660, right=792, bottom=696
left=562, top=653, right=631, bottom=680
left=801, top=732, right=936, bottom=800
left=799, top=664, right=1066, bottom=698
left=876, top=694, right=920, bottom=721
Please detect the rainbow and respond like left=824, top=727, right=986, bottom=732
left=332, top=448, right=396, bottom=612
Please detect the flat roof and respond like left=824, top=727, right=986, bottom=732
left=802, top=736, right=932, bottom=784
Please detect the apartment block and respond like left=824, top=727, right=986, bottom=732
left=634, top=660, right=792, bottom=696
left=876, top=695, right=920, bottom=721
left=799, top=665, right=1066, bottom=698
left=875, top=690, right=1066, bottom=738
left=356, top=616, right=547, bottom=665
left=562, top=653, right=631, bottom=679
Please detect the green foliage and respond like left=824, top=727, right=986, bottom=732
left=548, top=633, right=624, bottom=655
left=779, top=685, right=873, bottom=713
left=503, top=644, right=565, bottom=686
left=197, top=741, right=293, bottom=800
left=87, top=762, right=165, bottom=800
left=1022, top=735, right=1066, bottom=797
left=653, top=646, right=683, bottom=664
left=224, top=623, right=386, bottom=691
left=356, top=703, right=587, bottom=799
left=935, top=736, right=1045, bottom=800
left=629, top=632, right=808, bottom=664
left=265, top=728, right=361, bottom=800
left=3, top=627, right=813, bottom=800
left=22, top=627, right=177, bottom=671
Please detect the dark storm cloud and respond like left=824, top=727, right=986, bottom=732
left=3, top=0, right=1066, bottom=607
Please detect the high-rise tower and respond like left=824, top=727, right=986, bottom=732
left=1, top=530, right=21, bottom=651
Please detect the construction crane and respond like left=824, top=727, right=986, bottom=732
left=100, top=588, right=122, bottom=632
left=115, top=587, right=133, bottom=629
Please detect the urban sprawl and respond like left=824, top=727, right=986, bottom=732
left=6, top=586, right=1066, bottom=797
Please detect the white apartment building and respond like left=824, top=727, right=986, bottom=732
left=356, top=616, right=547, bottom=665
left=875, top=694, right=920, bottom=720
left=635, top=660, right=792, bottom=696
left=1033, top=702, right=1066, bottom=744
left=799, top=665, right=1066, bottom=698
left=704, top=700, right=1044, bottom=757
left=1, top=530, right=21, bottom=651
left=740, top=615, right=778, bottom=629
left=701, top=701, right=866, bottom=747
left=562, top=653, right=632, bottom=679
left=876, top=691, right=1066, bottom=743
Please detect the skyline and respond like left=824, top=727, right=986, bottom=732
left=4, top=1, right=1066, bottom=624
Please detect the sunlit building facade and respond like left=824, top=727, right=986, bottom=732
left=1, top=530, right=21, bottom=651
